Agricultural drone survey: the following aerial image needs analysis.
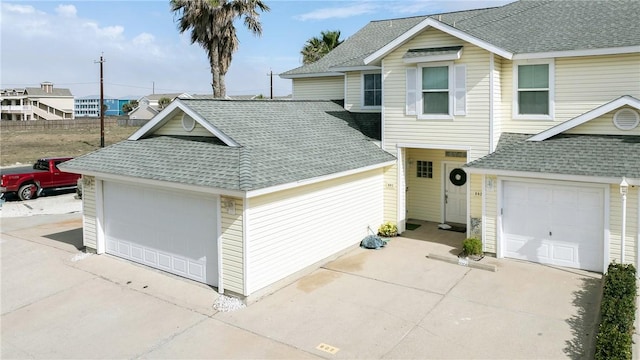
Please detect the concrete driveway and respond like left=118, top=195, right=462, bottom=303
left=1, top=214, right=602, bottom=359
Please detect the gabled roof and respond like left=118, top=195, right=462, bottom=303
left=61, top=100, right=395, bottom=194
left=464, top=132, right=640, bottom=184
left=281, top=8, right=491, bottom=78
left=141, top=93, right=190, bottom=102
left=528, top=96, right=640, bottom=141
left=24, top=87, right=73, bottom=97
left=282, top=0, right=640, bottom=77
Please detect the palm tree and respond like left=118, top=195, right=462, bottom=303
left=171, top=0, right=269, bottom=98
left=158, top=97, right=171, bottom=109
left=301, top=30, right=343, bottom=65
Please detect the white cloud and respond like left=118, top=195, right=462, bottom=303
left=133, top=33, right=155, bottom=45
left=82, top=22, right=125, bottom=40
left=295, top=3, right=378, bottom=21
left=3, top=3, right=36, bottom=14
left=55, top=4, right=77, bottom=18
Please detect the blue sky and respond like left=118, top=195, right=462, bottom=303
left=0, top=0, right=510, bottom=99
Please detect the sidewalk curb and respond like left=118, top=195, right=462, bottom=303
left=427, top=253, right=498, bottom=272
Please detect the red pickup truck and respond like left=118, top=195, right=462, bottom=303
left=0, top=157, right=81, bottom=201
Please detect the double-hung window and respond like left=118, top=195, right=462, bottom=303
left=406, top=62, right=466, bottom=119
left=362, top=72, right=382, bottom=108
left=421, top=65, right=450, bottom=115
left=514, top=59, right=554, bottom=119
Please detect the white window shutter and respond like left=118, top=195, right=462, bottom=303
left=454, top=64, right=466, bottom=116
left=406, top=67, right=417, bottom=115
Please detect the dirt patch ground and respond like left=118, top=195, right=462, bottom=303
left=0, top=125, right=139, bottom=167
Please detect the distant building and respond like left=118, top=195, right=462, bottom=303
left=0, top=82, right=74, bottom=121
left=128, top=93, right=191, bottom=120
left=75, top=95, right=137, bottom=117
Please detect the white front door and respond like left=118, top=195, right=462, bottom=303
left=502, top=180, right=604, bottom=272
left=444, top=162, right=467, bottom=224
left=103, top=181, right=219, bottom=286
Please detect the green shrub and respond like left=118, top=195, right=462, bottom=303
left=594, top=263, right=637, bottom=360
left=462, top=238, right=483, bottom=256
left=378, top=222, right=398, bottom=237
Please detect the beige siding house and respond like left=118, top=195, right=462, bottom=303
left=0, top=82, right=74, bottom=121
left=280, top=0, right=640, bottom=273
left=61, top=99, right=394, bottom=298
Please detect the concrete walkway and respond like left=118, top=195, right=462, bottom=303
left=1, top=214, right=602, bottom=359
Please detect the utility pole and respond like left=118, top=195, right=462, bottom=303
left=94, top=54, right=105, bottom=148
left=267, top=70, right=275, bottom=99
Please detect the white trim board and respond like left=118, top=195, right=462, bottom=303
left=128, top=99, right=240, bottom=146
left=463, top=167, right=640, bottom=187
left=364, top=18, right=513, bottom=65
left=528, top=96, right=640, bottom=141
left=279, top=72, right=345, bottom=79
left=246, top=160, right=396, bottom=198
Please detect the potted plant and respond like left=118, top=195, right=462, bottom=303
left=378, top=221, right=398, bottom=238
left=461, top=237, right=484, bottom=261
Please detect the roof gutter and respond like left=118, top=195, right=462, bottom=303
left=57, top=166, right=246, bottom=197
left=462, top=167, right=640, bottom=186
left=246, top=160, right=396, bottom=198
left=279, top=72, right=344, bottom=79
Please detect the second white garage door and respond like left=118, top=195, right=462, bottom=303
left=103, top=181, right=218, bottom=286
left=502, top=180, right=604, bottom=272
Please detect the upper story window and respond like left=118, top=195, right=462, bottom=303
left=421, top=65, right=450, bottom=115
left=406, top=61, right=466, bottom=120
left=513, top=59, right=554, bottom=120
left=362, top=72, right=382, bottom=108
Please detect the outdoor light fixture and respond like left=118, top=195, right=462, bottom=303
left=620, top=177, right=628, bottom=263
left=620, top=177, right=629, bottom=195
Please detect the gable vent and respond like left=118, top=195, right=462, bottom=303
left=181, top=113, right=195, bottom=132
left=613, top=108, right=639, bottom=130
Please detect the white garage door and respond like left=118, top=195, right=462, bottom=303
left=502, top=181, right=604, bottom=272
left=103, top=181, right=218, bottom=286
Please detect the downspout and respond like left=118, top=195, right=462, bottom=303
left=489, top=53, right=495, bottom=152
left=343, top=73, right=348, bottom=110
left=217, top=195, right=224, bottom=294
left=621, top=177, right=628, bottom=263
left=482, top=174, right=487, bottom=252
left=637, top=184, right=640, bottom=275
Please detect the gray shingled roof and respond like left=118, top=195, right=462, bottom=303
left=282, top=0, right=640, bottom=76
left=465, top=133, right=640, bottom=179
left=61, top=100, right=395, bottom=192
left=24, top=87, right=73, bottom=96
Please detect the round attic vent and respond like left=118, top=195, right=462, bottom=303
left=613, top=108, right=639, bottom=130
left=181, top=113, right=195, bottom=132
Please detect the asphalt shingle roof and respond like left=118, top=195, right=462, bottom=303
left=465, top=133, right=640, bottom=179
left=282, top=0, right=640, bottom=76
left=24, top=87, right=73, bottom=96
left=62, top=100, right=395, bottom=191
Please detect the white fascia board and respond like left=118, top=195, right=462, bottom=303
left=528, top=96, right=640, bottom=141
left=396, top=142, right=472, bottom=151
left=279, top=72, right=344, bottom=79
left=245, top=160, right=396, bottom=198
left=64, top=168, right=246, bottom=197
left=128, top=99, right=240, bottom=147
left=329, top=65, right=381, bottom=72
left=128, top=100, right=184, bottom=139
left=364, top=18, right=513, bottom=65
left=513, top=46, right=640, bottom=60
left=462, top=167, right=640, bottom=186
